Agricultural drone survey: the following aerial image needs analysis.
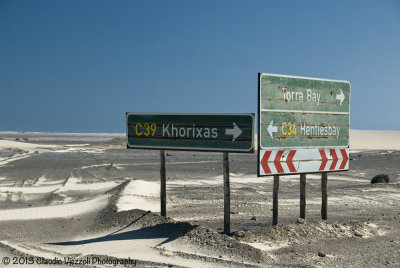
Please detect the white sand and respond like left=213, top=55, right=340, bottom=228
left=350, top=130, right=400, bottom=151
left=60, top=178, right=119, bottom=192
left=257, top=130, right=400, bottom=151
left=0, top=140, right=56, bottom=151
left=36, top=176, right=66, bottom=186
left=116, top=180, right=160, bottom=212
left=0, top=140, right=57, bottom=167
left=0, top=185, right=61, bottom=194
left=0, top=241, right=63, bottom=260
left=0, top=196, right=107, bottom=221
left=244, top=242, right=289, bottom=252
left=33, top=233, right=214, bottom=268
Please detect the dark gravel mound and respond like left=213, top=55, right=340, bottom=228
left=371, top=174, right=390, bottom=184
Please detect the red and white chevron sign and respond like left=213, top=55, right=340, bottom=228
left=259, top=148, right=349, bottom=175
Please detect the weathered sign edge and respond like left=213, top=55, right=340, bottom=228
left=259, top=72, right=351, bottom=84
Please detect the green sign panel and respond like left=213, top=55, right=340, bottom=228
left=259, top=73, right=350, bottom=149
left=126, top=113, right=255, bottom=152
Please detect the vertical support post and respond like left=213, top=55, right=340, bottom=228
left=223, top=152, right=230, bottom=234
left=300, top=174, right=306, bottom=219
left=273, top=175, right=279, bottom=226
left=160, top=150, right=166, bottom=217
left=321, top=172, right=328, bottom=220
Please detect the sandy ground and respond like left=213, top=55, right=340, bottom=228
left=350, top=130, right=400, bottom=151
left=0, top=131, right=399, bottom=267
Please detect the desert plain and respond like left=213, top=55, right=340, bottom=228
left=0, top=130, right=399, bottom=267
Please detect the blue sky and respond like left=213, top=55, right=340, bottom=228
left=1, top=0, right=399, bottom=133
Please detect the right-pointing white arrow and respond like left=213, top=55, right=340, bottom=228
left=267, top=120, right=278, bottom=138
left=225, top=123, right=242, bottom=141
left=336, top=89, right=345, bottom=105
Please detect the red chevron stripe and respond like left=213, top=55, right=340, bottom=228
left=274, top=150, right=285, bottom=173
left=339, top=149, right=348, bottom=169
left=329, top=149, right=338, bottom=170
left=319, top=149, right=328, bottom=171
left=261, top=150, right=272, bottom=174
left=286, top=150, right=297, bottom=172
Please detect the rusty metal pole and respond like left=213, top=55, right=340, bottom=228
left=321, top=172, right=328, bottom=220
left=223, top=152, right=230, bottom=234
left=273, top=175, right=279, bottom=226
left=300, top=174, right=306, bottom=219
left=160, top=150, right=166, bottom=217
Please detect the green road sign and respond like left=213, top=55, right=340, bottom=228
left=258, top=73, right=350, bottom=149
left=126, top=113, right=255, bottom=152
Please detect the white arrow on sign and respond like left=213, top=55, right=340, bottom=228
left=336, top=89, right=345, bottom=105
left=267, top=120, right=278, bottom=138
left=225, top=123, right=242, bottom=141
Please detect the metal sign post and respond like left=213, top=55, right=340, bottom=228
left=223, top=152, right=230, bottom=234
left=127, top=112, right=255, bottom=232
left=258, top=73, right=350, bottom=225
left=160, top=150, right=166, bottom=217
left=273, top=175, right=279, bottom=226
left=300, top=174, right=306, bottom=219
left=321, top=172, right=328, bottom=220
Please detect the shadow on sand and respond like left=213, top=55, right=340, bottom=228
left=48, top=213, right=197, bottom=247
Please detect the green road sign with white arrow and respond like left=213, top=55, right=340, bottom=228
left=259, top=73, right=350, bottom=149
left=126, top=113, right=255, bottom=152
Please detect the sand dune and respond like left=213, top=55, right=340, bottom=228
left=0, top=139, right=56, bottom=151
left=0, top=196, right=107, bottom=220
left=349, top=129, right=400, bottom=150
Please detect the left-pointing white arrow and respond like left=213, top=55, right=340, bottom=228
left=267, top=120, right=278, bottom=138
left=225, top=123, right=242, bottom=141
